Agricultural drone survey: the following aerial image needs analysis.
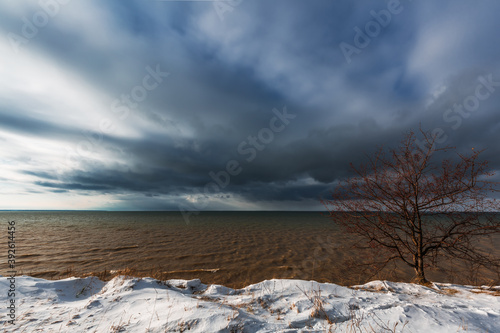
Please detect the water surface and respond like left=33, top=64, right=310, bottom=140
left=1, top=211, right=497, bottom=287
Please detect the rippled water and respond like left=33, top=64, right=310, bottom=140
left=1, top=211, right=498, bottom=287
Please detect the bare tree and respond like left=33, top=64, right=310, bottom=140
left=322, top=130, right=500, bottom=284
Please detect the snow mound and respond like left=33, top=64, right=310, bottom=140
left=1, top=276, right=498, bottom=332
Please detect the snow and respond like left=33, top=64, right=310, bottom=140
left=1, top=275, right=499, bottom=332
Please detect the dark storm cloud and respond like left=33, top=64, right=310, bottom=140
left=35, top=181, right=110, bottom=191
left=0, top=110, right=81, bottom=140
left=1, top=0, right=500, bottom=210
left=22, top=170, right=59, bottom=180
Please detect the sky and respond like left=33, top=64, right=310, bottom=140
left=0, top=0, right=499, bottom=211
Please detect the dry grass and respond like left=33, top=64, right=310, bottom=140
left=439, top=288, right=461, bottom=296
left=298, top=286, right=335, bottom=325
left=470, top=287, right=500, bottom=296
left=351, top=282, right=395, bottom=294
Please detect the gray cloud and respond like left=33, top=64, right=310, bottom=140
left=0, top=0, right=499, bottom=210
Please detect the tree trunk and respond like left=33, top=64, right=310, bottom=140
left=413, top=256, right=428, bottom=284
left=414, top=215, right=428, bottom=284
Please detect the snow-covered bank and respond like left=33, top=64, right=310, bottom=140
left=1, top=275, right=499, bottom=332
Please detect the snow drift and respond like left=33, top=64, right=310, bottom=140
left=1, top=275, right=499, bottom=332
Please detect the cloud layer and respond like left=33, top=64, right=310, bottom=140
left=1, top=0, right=499, bottom=210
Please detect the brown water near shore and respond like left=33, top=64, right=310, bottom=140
left=1, top=211, right=498, bottom=288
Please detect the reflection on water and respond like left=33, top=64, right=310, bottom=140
left=1, top=211, right=498, bottom=288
